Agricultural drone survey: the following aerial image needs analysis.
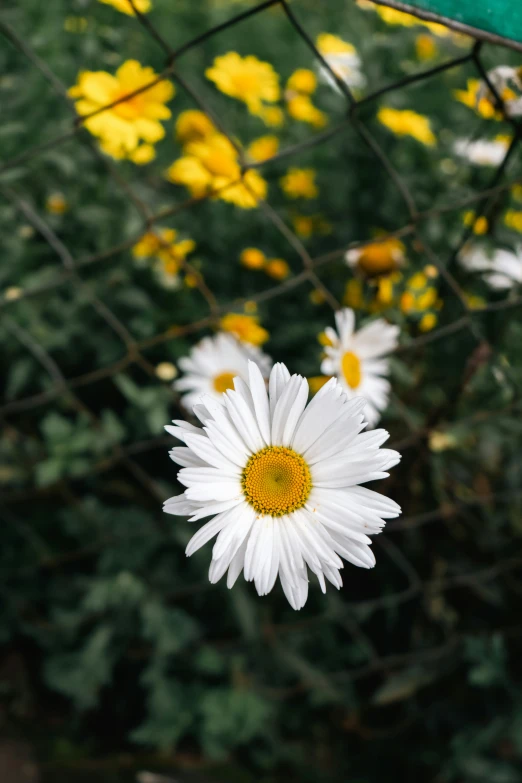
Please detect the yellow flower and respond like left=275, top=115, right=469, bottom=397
left=416, top=34, right=438, bottom=61
left=175, top=110, right=216, bottom=144
left=309, top=288, right=326, bottom=304
left=46, top=193, right=68, bottom=215
left=292, top=214, right=314, bottom=238
left=155, top=362, right=178, bottom=381
left=504, top=210, right=522, bottom=232
left=132, top=228, right=196, bottom=279
left=247, top=135, right=279, bottom=162
left=257, top=106, right=285, bottom=127
left=376, top=275, right=394, bottom=305
left=424, top=264, right=439, bottom=279
left=98, top=0, right=151, bottom=14
left=346, top=237, right=405, bottom=276
left=280, top=168, right=318, bottom=199
left=184, top=272, right=200, bottom=288
left=286, top=69, right=317, bottom=95
left=408, top=272, right=428, bottom=290
left=316, top=32, right=356, bottom=56
left=429, top=430, right=457, bottom=452
left=69, top=60, right=174, bottom=160
left=463, top=212, right=488, bottom=235
left=363, top=3, right=449, bottom=36
left=464, top=293, right=486, bottom=310
left=220, top=313, right=269, bottom=346
left=166, top=134, right=267, bottom=209
left=453, top=79, right=504, bottom=120
left=344, top=278, right=364, bottom=309
left=400, top=291, right=415, bottom=313
left=265, top=258, right=290, bottom=280
left=512, top=184, right=522, bottom=202
left=308, top=375, right=332, bottom=394
left=415, top=287, right=438, bottom=310
left=128, top=143, right=155, bottom=164
left=286, top=95, right=327, bottom=128
left=240, top=247, right=266, bottom=270
left=205, top=52, right=280, bottom=116
left=378, top=107, right=436, bottom=146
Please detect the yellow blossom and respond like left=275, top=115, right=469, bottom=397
left=512, top=184, right=522, bottom=202
left=464, top=293, right=486, bottom=310
left=132, top=228, right=196, bottom=280
left=376, top=275, right=395, bottom=305
left=344, top=278, right=364, bottom=309
left=69, top=60, right=174, bottom=160
left=416, top=34, right=438, bottom=61
left=257, top=106, right=285, bottom=127
left=167, top=133, right=267, bottom=209
left=265, top=258, right=290, bottom=280
left=240, top=247, right=266, bottom=270
left=286, top=95, right=327, bottom=128
left=205, top=52, right=280, bottom=117
left=128, top=143, right=155, bottom=164
left=247, top=135, right=279, bottom=162
left=309, top=288, right=326, bottom=305
left=184, top=272, right=201, bottom=288
left=415, top=287, right=438, bottom=310
left=463, top=212, right=488, bottom=235
left=363, top=3, right=450, bottom=36
left=220, top=313, right=269, bottom=346
left=155, top=362, right=177, bottom=381
left=175, top=110, right=216, bottom=144
left=400, top=291, right=415, bottom=313
left=453, top=79, right=506, bottom=120
left=429, top=430, right=457, bottom=452
left=316, top=32, right=356, bottom=56
left=292, top=215, right=314, bottom=238
left=287, top=69, right=317, bottom=95
left=504, top=210, right=522, bottom=232
left=378, top=107, right=436, bottom=146
left=408, top=272, right=428, bottom=290
left=244, top=301, right=257, bottom=314
left=280, top=168, right=318, bottom=199
left=46, top=193, right=68, bottom=215
left=424, top=264, right=439, bottom=278
left=347, top=237, right=405, bottom=276
left=308, top=375, right=332, bottom=394
left=419, top=312, right=438, bottom=332
left=98, top=0, right=151, bottom=14
left=4, top=286, right=23, bottom=301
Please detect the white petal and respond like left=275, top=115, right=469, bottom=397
left=248, top=361, right=271, bottom=445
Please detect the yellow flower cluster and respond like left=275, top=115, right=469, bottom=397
left=357, top=0, right=449, bottom=36
left=206, top=52, right=281, bottom=125
left=285, top=68, right=327, bottom=129
left=132, top=228, right=196, bottom=287
left=378, top=107, right=436, bottom=146
left=463, top=212, right=489, bottom=236
left=167, top=111, right=268, bottom=209
left=399, top=270, right=442, bottom=331
left=246, top=135, right=280, bottom=163
left=220, top=313, right=269, bottom=346
left=98, top=0, right=151, bottom=14
left=69, top=60, right=174, bottom=162
left=348, top=237, right=406, bottom=277
left=239, top=248, right=290, bottom=280
left=280, top=168, right=318, bottom=199
left=504, top=210, right=522, bottom=232
left=453, top=79, right=512, bottom=120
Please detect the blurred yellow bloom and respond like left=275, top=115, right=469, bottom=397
left=318, top=331, right=333, bottom=347
left=280, top=168, right=318, bottom=199
left=286, top=69, right=317, bottom=95
left=464, top=293, right=486, bottom=310
left=453, top=79, right=504, bottom=120
left=175, top=110, right=216, bottom=144
left=376, top=275, right=394, bottom=305
left=265, top=258, right=290, bottom=280
left=205, top=52, right=280, bottom=117
left=128, top=143, right=155, bottom=164
left=344, top=278, right=364, bottom=309
left=419, top=312, right=437, bottom=332
left=408, top=272, right=428, bottom=290
left=292, top=214, right=314, bottom=238
left=155, top=362, right=178, bottom=381
left=309, top=288, right=326, bottom=304
left=69, top=60, right=174, bottom=160
left=346, top=237, right=405, bottom=276
left=424, top=264, right=439, bottom=278
left=247, top=135, right=279, bottom=162
left=361, top=2, right=449, bottom=36
left=184, top=272, right=200, bottom=288
left=400, top=291, right=415, bottom=313
left=240, top=247, right=266, bottom=270
left=132, top=228, right=195, bottom=274
left=308, top=375, right=332, bottom=394
left=64, top=16, right=88, bottom=32
left=378, top=107, right=436, bottom=146
left=416, top=34, right=438, bottom=61
left=463, top=212, right=488, bottom=235
left=244, top=301, right=257, bottom=314
left=167, top=134, right=267, bottom=209
left=257, top=105, right=285, bottom=127
left=4, top=286, right=23, bottom=301
left=220, top=313, right=269, bottom=346
left=512, top=184, right=522, bottom=202
left=286, top=95, right=327, bottom=128
left=416, top=287, right=438, bottom=310
left=46, top=193, right=68, bottom=215
left=504, top=210, right=522, bottom=232
left=429, top=430, right=457, bottom=452
left=98, top=0, right=151, bottom=14
left=316, top=32, right=356, bottom=55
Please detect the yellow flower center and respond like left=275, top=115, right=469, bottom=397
left=242, top=446, right=311, bottom=517
left=341, top=351, right=362, bottom=389
left=213, top=372, right=236, bottom=393
left=357, top=243, right=402, bottom=275
left=113, top=90, right=145, bottom=120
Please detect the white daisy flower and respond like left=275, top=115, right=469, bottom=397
left=459, top=245, right=522, bottom=290
left=480, top=65, right=522, bottom=117
left=316, top=34, right=366, bottom=93
left=164, top=361, right=401, bottom=610
left=454, top=138, right=509, bottom=167
left=174, top=333, right=272, bottom=411
left=320, top=309, right=399, bottom=427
